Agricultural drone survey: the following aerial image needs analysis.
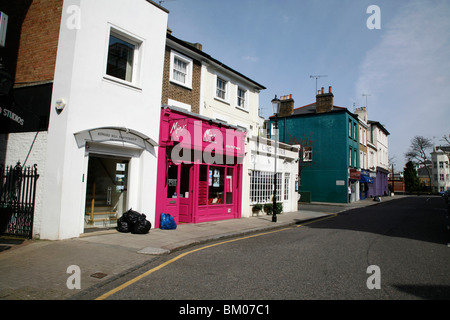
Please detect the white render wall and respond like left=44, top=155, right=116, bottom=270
left=0, top=132, right=47, bottom=237
left=431, top=150, right=450, bottom=193
left=199, top=62, right=267, bottom=218
left=247, top=136, right=300, bottom=216
left=40, top=0, right=168, bottom=239
left=199, top=63, right=262, bottom=138
left=371, top=125, right=389, bottom=171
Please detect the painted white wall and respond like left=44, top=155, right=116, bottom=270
left=431, top=149, right=450, bottom=192
left=198, top=63, right=267, bottom=218
left=0, top=132, right=47, bottom=236
left=199, top=63, right=262, bottom=138
left=40, top=0, right=168, bottom=239
left=247, top=137, right=299, bottom=216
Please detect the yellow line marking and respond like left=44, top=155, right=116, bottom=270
left=95, top=214, right=338, bottom=300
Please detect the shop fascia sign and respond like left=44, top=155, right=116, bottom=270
left=169, top=119, right=245, bottom=164
left=349, top=168, right=361, bottom=180
left=257, top=141, right=286, bottom=156
left=170, top=119, right=243, bottom=150
left=74, top=127, right=158, bottom=154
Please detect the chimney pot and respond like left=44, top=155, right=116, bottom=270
left=329, top=86, right=332, bottom=93
left=321, top=87, right=324, bottom=94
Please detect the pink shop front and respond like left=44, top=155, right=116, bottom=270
left=155, top=106, right=246, bottom=228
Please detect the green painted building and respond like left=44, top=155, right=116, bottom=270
left=270, top=87, right=360, bottom=203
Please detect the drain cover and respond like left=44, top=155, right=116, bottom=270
left=90, top=272, right=107, bottom=279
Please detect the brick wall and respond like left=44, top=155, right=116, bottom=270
left=14, top=0, right=64, bottom=85
left=161, top=46, right=201, bottom=114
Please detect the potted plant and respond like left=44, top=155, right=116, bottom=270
left=252, top=203, right=263, bottom=215
left=263, top=203, right=273, bottom=215
left=276, top=202, right=283, bottom=214
left=263, top=202, right=283, bottom=215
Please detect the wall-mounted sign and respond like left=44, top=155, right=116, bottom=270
left=74, top=127, right=158, bottom=155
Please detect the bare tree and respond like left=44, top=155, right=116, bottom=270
left=405, top=136, right=433, bottom=188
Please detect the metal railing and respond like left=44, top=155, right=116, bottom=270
left=0, top=162, right=39, bottom=238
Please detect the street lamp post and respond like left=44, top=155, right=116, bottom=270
left=271, top=95, right=281, bottom=223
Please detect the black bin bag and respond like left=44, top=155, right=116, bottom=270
left=132, top=214, right=152, bottom=234
left=117, top=209, right=151, bottom=234
left=117, top=216, right=130, bottom=233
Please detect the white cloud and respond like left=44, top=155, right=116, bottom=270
left=355, top=1, right=450, bottom=167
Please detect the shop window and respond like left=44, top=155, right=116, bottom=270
left=209, top=166, right=225, bottom=205
left=284, top=173, right=290, bottom=201
left=198, top=165, right=234, bottom=205
left=250, top=170, right=282, bottom=204
left=226, top=168, right=233, bottom=204
left=167, top=164, right=178, bottom=198
left=198, top=165, right=208, bottom=205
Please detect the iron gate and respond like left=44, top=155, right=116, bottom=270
left=0, top=162, right=39, bottom=238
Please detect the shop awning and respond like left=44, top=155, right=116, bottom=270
left=74, top=127, right=158, bottom=155
left=360, top=174, right=373, bottom=184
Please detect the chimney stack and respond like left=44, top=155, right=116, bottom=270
left=278, top=94, right=295, bottom=117
left=316, top=86, right=334, bottom=113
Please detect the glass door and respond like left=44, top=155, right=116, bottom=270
left=179, top=163, right=193, bottom=223
left=85, top=156, right=129, bottom=230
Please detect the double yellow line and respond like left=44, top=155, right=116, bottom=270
left=95, top=213, right=337, bottom=300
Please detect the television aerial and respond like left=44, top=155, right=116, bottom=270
left=310, top=75, right=328, bottom=94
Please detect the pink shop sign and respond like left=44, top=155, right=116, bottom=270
left=167, top=119, right=245, bottom=161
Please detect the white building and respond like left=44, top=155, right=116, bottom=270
left=1, top=0, right=169, bottom=240
left=367, top=120, right=390, bottom=196
left=431, top=146, right=450, bottom=193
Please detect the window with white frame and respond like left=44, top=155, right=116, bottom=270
left=215, top=76, right=229, bottom=102
left=284, top=173, right=290, bottom=201
left=250, top=171, right=282, bottom=204
left=303, top=146, right=312, bottom=162
left=349, top=148, right=352, bottom=167
left=237, top=87, right=247, bottom=109
left=169, top=50, right=193, bottom=88
left=106, top=28, right=142, bottom=85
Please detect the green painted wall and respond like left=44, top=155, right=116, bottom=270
left=272, top=110, right=359, bottom=203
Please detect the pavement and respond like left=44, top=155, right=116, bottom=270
left=0, top=195, right=404, bottom=300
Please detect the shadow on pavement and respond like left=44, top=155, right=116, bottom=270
left=303, top=196, right=450, bottom=245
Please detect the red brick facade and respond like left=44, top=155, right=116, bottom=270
left=14, top=0, right=63, bottom=85
left=161, top=46, right=202, bottom=114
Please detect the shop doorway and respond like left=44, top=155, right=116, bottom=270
left=165, top=162, right=193, bottom=224
left=84, top=155, right=129, bottom=231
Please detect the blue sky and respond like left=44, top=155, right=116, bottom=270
left=162, top=0, right=450, bottom=169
